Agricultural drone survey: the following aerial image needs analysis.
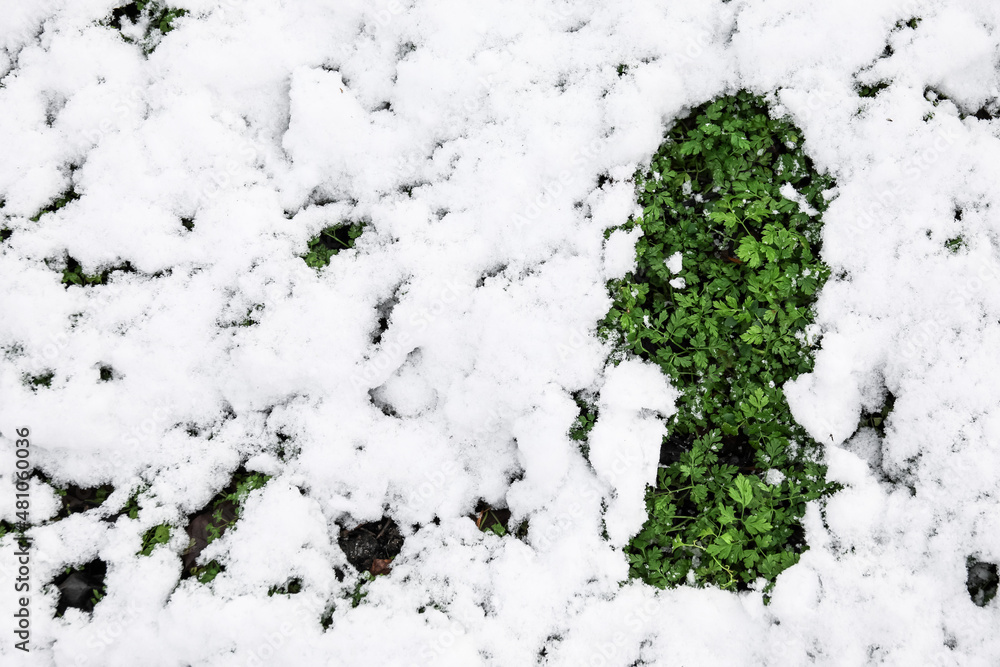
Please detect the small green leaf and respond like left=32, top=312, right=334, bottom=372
left=729, top=475, right=754, bottom=508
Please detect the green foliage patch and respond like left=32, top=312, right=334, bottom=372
left=24, top=371, right=54, bottom=390
left=569, top=392, right=598, bottom=452
left=30, top=189, right=79, bottom=223
left=857, top=81, right=891, bottom=99
left=349, top=572, right=373, bottom=608
left=944, top=236, right=965, bottom=253
left=302, top=223, right=365, bottom=269
left=46, top=254, right=135, bottom=288
left=475, top=508, right=509, bottom=538
left=602, top=90, right=840, bottom=592
left=138, top=524, right=171, bottom=556
left=268, top=578, right=303, bottom=596
left=107, top=1, right=188, bottom=53
left=0, top=520, right=15, bottom=541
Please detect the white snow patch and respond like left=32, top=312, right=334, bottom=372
left=665, top=251, right=683, bottom=274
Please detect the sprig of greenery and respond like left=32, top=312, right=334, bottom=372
left=268, top=578, right=303, bottom=596
left=569, top=392, right=598, bottom=457
left=49, top=255, right=135, bottom=288
left=477, top=509, right=507, bottom=537
left=350, top=572, right=373, bottom=608
left=61, top=257, right=106, bottom=287
left=605, top=91, right=840, bottom=592
left=138, top=524, right=171, bottom=556
left=302, top=223, right=365, bottom=269
left=186, top=471, right=270, bottom=583
left=29, top=189, right=79, bottom=222
left=24, top=371, right=54, bottom=389
left=190, top=560, right=223, bottom=584
left=107, top=1, right=188, bottom=54
left=120, top=490, right=142, bottom=520
left=202, top=472, right=269, bottom=544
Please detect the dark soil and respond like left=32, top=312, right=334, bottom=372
left=967, top=557, right=998, bottom=607
left=181, top=498, right=237, bottom=576
left=659, top=431, right=758, bottom=473
left=59, top=484, right=115, bottom=518
left=659, top=432, right=694, bottom=467
left=53, top=559, right=107, bottom=617
left=109, top=3, right=142, bottom=31
left=716, top=433, right=758, bottom=473
left=338, top=517, right=404, bottom=574
left=470, top=500, right=511, bottom=532
left=30, top=471, right=114, bottom=519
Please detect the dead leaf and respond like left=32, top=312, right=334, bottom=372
left=371, top=558, right=393, bottom=576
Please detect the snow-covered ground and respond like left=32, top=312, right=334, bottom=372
left=3, top=0, right=1000, bottom=664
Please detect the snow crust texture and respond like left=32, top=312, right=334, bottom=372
left=2, top=0, right=1000, bottom=664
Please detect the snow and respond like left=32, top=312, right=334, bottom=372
left=589, top=359, right=678, bottom=546
left=665, top=251, right=683, bottom=274
left=1, top=0, right=1000, bottom=664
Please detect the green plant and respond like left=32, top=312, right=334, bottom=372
left=190, top=559, right=222, bottom=584
left=857, top=81, right=890, bottom=99
left=477, top=509, right=507, bottom=537
left=107, top=1, right=188, bottom=53
left=302, top=223, right=365, bottom=269
left=230, top=472, right=269, bottom=510
left=47, top=254, right=135, bottom=288
left=120, top=490, right=142, bottom=520
left=61, top=257, right=105, bottom=286
left=0, top=520, right=14, bottom=541
left=184, top=470, right=270, bottom=582
left=138, top=524, right=171, bottom=556
left=320, top=605, right=335, bottom=630
left=149, top=4, right=186, bottom=34
left=29, top=189, right=79, bottom=222
left=238, top=304, right=264, bottom=327
left=857, top=392, right=895, bottom=439
left=204, top=472, right=268, bottom=542
left=268, top=578, right=303, bottom=596
left=604, top=90, right=839, bottom=592
left=569, top=393, right=598, bottom=451
left=54, top=483, right=115, bottom=519
left=944, top=236, right=964, bottom=253
left=350, top=572, right=373, bottom=608
left=24, top=371, right=54, bottom=389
